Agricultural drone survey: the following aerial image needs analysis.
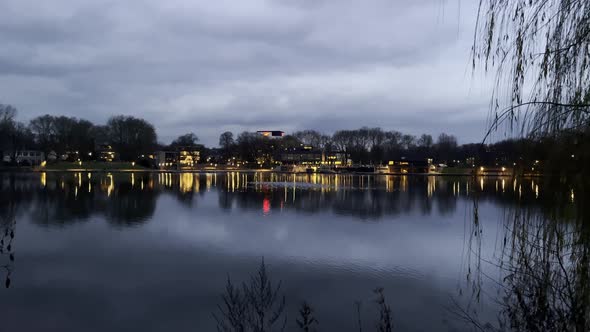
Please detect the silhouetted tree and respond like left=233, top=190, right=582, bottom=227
left=214, top=259, right=286, bottom=332
left=296, top=302, right=318, bottom=332
left=171, top=133, right=199, bottom=147
left=293, top=130, right=323, bottom=148
left=29, top=115, right=54, bottom=152
left=106, top=115, right=157, bottom=161
left=374, top=288, right=393, bottom=332
left=219, top=131, right=235, bottom=161
left=29, top=115, right=96, bottom=158
left=417, top=134, right=433, bottom=149
left=0, top=104, right=18, bottom=157
left=435, top=133, right=458, bottom=164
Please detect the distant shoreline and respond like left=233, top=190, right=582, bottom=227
left=0, top=167, right=544, bottom=177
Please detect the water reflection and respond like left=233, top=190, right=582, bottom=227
left=0, top=196, right=16, bottom=289
left=460, top=176, right=589, bottom=331
left=0, top=172, right=578, bottom=227
left=0, top=171, right=586, bottom=331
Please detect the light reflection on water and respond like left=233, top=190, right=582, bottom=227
left=30, top=171, right=574, bottom=207
left=0, top=172, right=583, bottom=332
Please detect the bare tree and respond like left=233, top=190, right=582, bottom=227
left=417, top=134, right=433, bottom=149
left=296, top=302, right=318, bottom=332
left=219, top=132, right=235, bottom=149
left=171, top=133, right=199, bottom=147
left=293, top=130, right=323, bottom=148
left=474, top=1, right=590, bottom=139
left=214, top=277, right=248, bottom=332
left=374, top=288, right=393, bottom=332
left=0, top=104, right=18, bottom=154
left=106, top=115, right=157, bottom=161
left=214, top=259, right=287, bottom=332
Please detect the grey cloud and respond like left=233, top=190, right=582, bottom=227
left=0, top=0, right=491, bottom=146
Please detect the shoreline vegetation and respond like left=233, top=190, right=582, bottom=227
left=0, top=162, right=546, bottom=177
left=2, top=108, right=588, bottom=179
left=214, top=259, right=394, bottom=332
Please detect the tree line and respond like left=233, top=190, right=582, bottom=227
left=0, top=104, right=201, bottom=162
left=217, top=129, right=461, bottom=165
left=220, top=128, right=588, bottom=173
left=2, top=103, right=588, bottom=171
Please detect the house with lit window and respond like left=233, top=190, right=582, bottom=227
left=2, top=150, right=45, bottom=166
left=96, top=144, right=116, bottom=162
left=280, top=147, right=346, bottom=167
left=386, top=159, right=432, bottom=174
left=178, top=149, right=200, bottom=168
left=154, top=149, right=200, bottom=169
left=154, top=151, right=178, bottom=169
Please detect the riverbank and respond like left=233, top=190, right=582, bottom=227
left=0, top=162, right=543, bottom=176
left=0, top=168, right=540, bottom=177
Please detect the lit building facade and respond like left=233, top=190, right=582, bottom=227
left=154, top=149, right=200, bottom=169
left=257, top=130, right=285, bottom=137
left=386, top=159, right=432, bottom=173
left=281, top=147, right=346, bottom=166
left=96, top=144, right=116, bottom=162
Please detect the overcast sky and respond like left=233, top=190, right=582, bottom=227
left=0, top=0, right=495, bottom=146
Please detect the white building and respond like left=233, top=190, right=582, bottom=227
left=3, top=150, right=45, bottom=165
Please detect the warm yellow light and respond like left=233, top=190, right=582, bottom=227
left=40, top=172, right=46, bottom=187
left=40, top=161, right=47, bottom=167
left=480, top=166, right=485, bottom=172
left=78, top=161, right=82, bottom=166
left=131, top=162, right=135, bottom=166
left=501, top=167, right=506, bottom=172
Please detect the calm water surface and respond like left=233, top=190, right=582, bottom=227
left=0, top=172, right=583, bottom=331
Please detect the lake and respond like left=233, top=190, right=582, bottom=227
left=0, top=172, right=585, bottom=331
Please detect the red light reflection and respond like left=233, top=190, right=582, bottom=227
left=262, top=197, right=271, bottom=215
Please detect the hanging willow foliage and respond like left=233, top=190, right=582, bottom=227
left=474, top=0, right=590, bottom=139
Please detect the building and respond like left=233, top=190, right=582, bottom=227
left=386, top=159, right=432, bottom=174
left=257, top=130, right=285, bottom=137
left=476, top=166, right=513, bottom=176
left=3, top=150, right=45, bottom=166
left=154, top=151, right=178, bottom=169
left=178, top=149, right=200, bottom=167
left=281, top=147, right=346, bottom=166
left=154, top=149, right=200, bottom=169
left=96, top=144, right=116, bottom=162
left=47, top=151, right=58, bottom=162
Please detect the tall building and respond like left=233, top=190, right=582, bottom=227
left=257, top=130, right=285, bottom=137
